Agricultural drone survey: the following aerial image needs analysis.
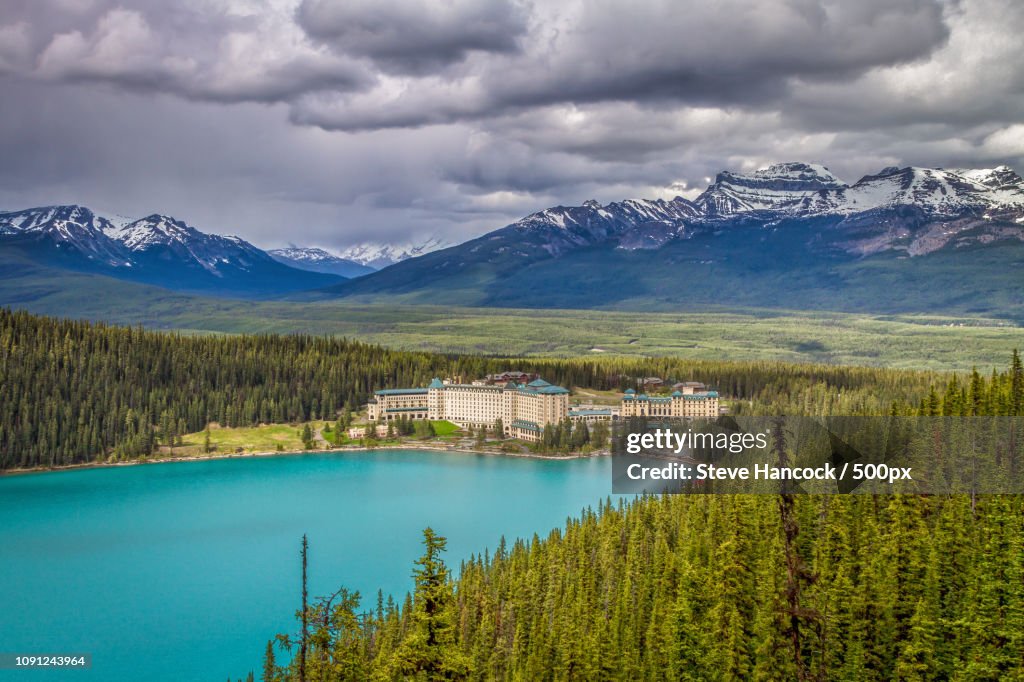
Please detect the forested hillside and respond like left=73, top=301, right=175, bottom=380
left=259, top=357, right=1024, bottom=680
left=261, top=495, right=1024, bottom=681
left=1, top=308, right=1020, bottom=469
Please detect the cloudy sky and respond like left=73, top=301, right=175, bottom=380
left=1, top=0, right=1022, bottom=251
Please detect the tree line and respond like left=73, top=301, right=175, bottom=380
left=2, top=307, right=1019, bottom=469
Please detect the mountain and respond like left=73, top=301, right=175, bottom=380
left=0, top=206, right=344, bottom=298
left=268, top=247, right=376, bottom=278
left=0, top=205, right=132, bottom=267
left=694, top=162, right=848, bottom=217
left=317, top=163, right=1024, bottom=319
left=338, top=237, right=450, bottom=269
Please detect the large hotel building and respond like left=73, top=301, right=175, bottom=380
left=368, top=377, right=720, bottom=441
left=368, top=378, right=571, bottom=441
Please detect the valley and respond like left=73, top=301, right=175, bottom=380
left=0, top=256, right=1017, bottom=369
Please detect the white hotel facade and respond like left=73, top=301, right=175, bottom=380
left=618, top=385, right=720, bottom=418
left=368, top=378, right=571, bottom=441
left=367, top=377, right=721, bottom=442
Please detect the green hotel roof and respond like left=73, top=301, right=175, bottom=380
left=623, top=391, right=718, bottom=401
left=377, top=379, right=571, bottom=397
left=518, top=385, right=570, bottom=395
left=511, top=419, right=541, bottom=432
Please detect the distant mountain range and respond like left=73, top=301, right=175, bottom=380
left=318, top=163, right=1024, bottom=318
left=338, top=237, right=450, bottom=269
left=268, top=238, right=450, bottom=275
left=0, top=204, right=456, bottom=297
left=2, top=162, right=1023, bottom=317
left=267, top=247, right=376, bottom=279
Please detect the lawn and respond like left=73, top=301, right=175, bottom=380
left=164, top=420, right=464, bottom=458
left=430, top=420, right=460, bottom=436
left=175, top=422, right=333, bottom=455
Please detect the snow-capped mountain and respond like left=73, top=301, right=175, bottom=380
left=328, top=162, right=1024, bottom=315
left=338, top=237, right=450, bottom=269
left=268, top=247, right=376, bottom=278
left=694, top=162, right=1024, bottom=221
left=110, top=214, right=274, bottom=276
left=0, top=205, right=344, bottom=297
left=507, top=196, right=701, bottom=254
left=5, top=162, right=1023, bottom=310
left=694, top=162, right=848, bottom=217
left=502, top=163, right=1024, bottom=255
left=0, top=205, right=130, bottom=266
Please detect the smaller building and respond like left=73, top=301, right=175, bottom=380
left=673, top=381, right=706, bottom=391
left=366, top=387, right=430, bottom=421
left=568, top=408, right=616, bottom=424
left=347, top=424, right=389, bottom=439
left=620, top=384, right=719, bottom=419
left=485, top=371, right=538, bottom=385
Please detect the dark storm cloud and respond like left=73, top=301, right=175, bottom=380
left=0, top=0, right=1022, bottom=251
left=296, top=0, right=528, bottom=74
left=292, top=0, right=950, bottom=131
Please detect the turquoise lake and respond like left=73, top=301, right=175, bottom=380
left=0, top=450, right=614, bottom=681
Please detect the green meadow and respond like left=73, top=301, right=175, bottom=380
left=0, top=254, right=1018, bottom=371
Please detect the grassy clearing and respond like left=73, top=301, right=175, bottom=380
left=430, top=420, right=459, bottom=436
left=163, top=420, right=466, bottom=458
left=173, top=422, right=332, bottom=456
left=570, top=387, right=622, bottom=406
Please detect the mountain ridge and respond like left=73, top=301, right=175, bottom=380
left=316, top=162, right=1024, bottom=318
left=3, top=161, right=1022, bottom=312
left=0, top=205, right=344, bottom=298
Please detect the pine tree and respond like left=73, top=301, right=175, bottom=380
left=1012, top=349, right=1023, bottom=416
left=261, top=641, right=276, bottom=682
left=389, top=529, right=471, bottom=680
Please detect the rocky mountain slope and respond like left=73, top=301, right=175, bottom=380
left=0, top=206, right=343, bottom=297
left=319, top=163, right=1024, bottom=317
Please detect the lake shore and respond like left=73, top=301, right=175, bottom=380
left=1, top=441, right=609, bottom=476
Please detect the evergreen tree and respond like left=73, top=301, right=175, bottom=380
left=1012, top=349, right=1023, bottom=416
left=389, top=529, right=471, bottom=680
left=261, top=641, right=276, bottom=682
